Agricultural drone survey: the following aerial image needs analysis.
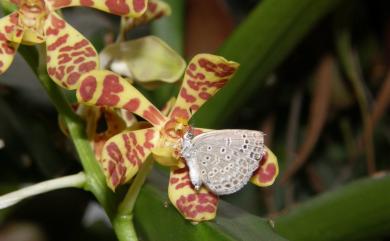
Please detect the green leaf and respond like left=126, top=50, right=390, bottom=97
left=275, top=174, right=390, bottom=241
left=0, top=0, right=17, bottom=14
left=192, top=0, right=346, bottom=128
left=134, top=171, right=289, bottom=241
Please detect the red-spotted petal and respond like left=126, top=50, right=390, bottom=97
left=168, top=53, right=239, bottom=121
left=101, top=127, right=159, bottom=190
left=45, top=0, right=148, bottom=17
left=119, top=109, right=138, bottom=127
left=124, top=0, right=171, bottom=31
left=0, top=12, right=22, bottom=42
left=76, top=70, right=168, bottom=127
left=168, top=167, right=219, bottom=221
left=250, top=147, right=279, bottom=187
left=0, top=13, right=21, bottom=74
left=91, top=108, right=127, bottom=161
left=44, top=12, right=99, bottom=89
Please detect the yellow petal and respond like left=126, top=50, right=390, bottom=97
left=161, top=97, right=176, bottom=116
left=0, top=13, right=20, bottom=74
left=250, top=147, right=279, bottom=187
left=77, top=70, right=168, bottom=127
left=119, top=109, right=138, bottom=127
left=168, top=53, right=239, bottom=121
left=101, top=127, right=159, bottom=190
left=151, top=146, right=184, bottom=168
left=75, top=104, right=99, bottom=138
left=168, top=167, right=219, bottom=221
left=46, top=0, right=148, bottom=18
left=124, top=0, right=171, bottom=31
left=91, top=108, right=127, bottom=161
left=44, top=12, right=99, bottom=89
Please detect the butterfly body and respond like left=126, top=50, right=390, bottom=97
left=180, top=129, right=265, bottom=195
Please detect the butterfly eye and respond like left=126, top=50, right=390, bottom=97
left=220, top=147, right=226, bottom=153
left=225, top=155, right=231, bottom=160
left=242, top=145, right=248, bottom=150
left=245, top=139, right=249, bottom=144
left=242, top=134, right=247, bottom=138
left=207, top=146, right=212, bottom=151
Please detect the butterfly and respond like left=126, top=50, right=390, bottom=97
left=180, top=129, right=265, bottom=195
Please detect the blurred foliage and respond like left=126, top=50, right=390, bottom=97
left=0, top=0, right=390, bottom=240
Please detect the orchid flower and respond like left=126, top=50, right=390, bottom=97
left=0, top=0, right=148, bottom=89
left=76, top=54, right=279, bottom=221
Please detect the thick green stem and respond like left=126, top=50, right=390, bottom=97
left=32, top=45, right=141, bottom=241
left=118, top=157, right=154, bottom=215
left=113, top=157, right=154, bottom=241
left=113, top=215, right=139, bottom=241
left=33, top=45, right=116, bottom=216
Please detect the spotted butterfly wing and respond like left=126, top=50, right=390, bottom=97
left=190, top=130, right=264, bottom=195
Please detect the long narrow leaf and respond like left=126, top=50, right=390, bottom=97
left=275, top=173, right=390, bottom=241
left=193, top=0, right=346, bottom=127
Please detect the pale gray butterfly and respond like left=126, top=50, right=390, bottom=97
left=180, top=129, right=265, bottom=195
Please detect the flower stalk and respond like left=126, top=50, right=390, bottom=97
left=0, top=172, right=86, bottom=209
left=28, top=45, right=138, bottom=241
left=113, top=157, right=155, bottom=241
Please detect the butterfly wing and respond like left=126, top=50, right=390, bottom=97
left=191, top=130, right=264, bottom=195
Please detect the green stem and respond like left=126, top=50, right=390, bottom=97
left=33, top=45, right=141, bottom=241
left=113, top=215, right=139, bottom=241
left=113, top=156, right=154, bottom=241
left=34, top=45, right=116, bottom=216
left=116, top=16, right=128, bottom=43
left=0, top=172, right=86, bottom=209
left=118, top=157, right=154, bottom=215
